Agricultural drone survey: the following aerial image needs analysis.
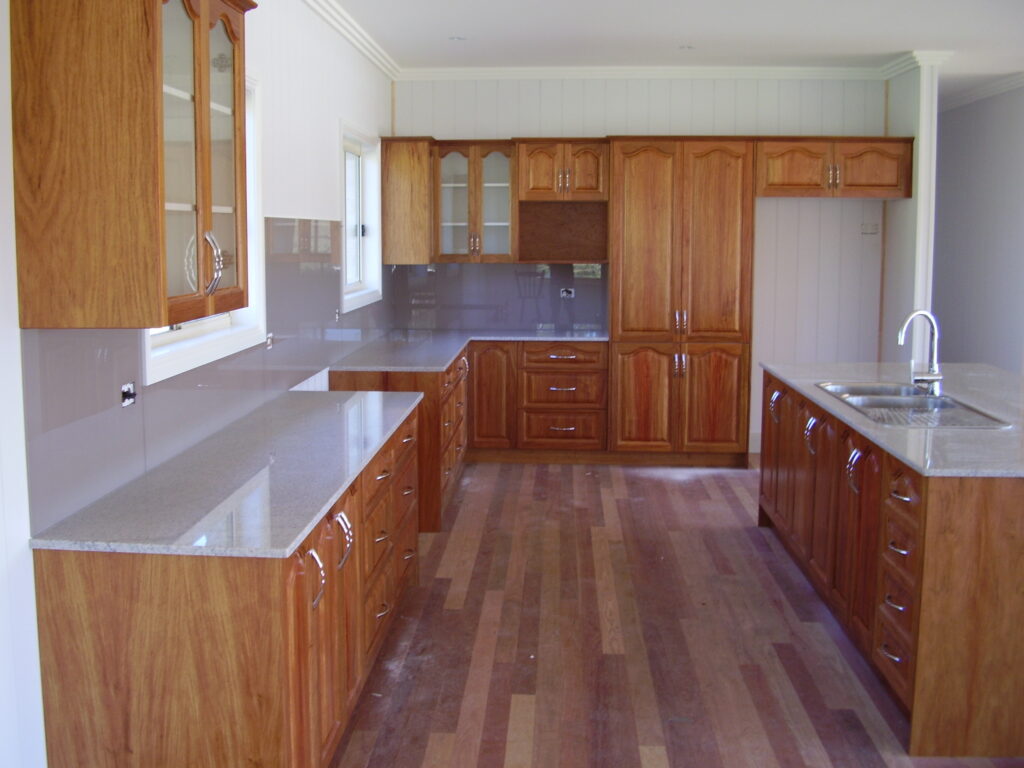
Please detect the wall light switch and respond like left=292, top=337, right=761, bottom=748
left=560, top=288, right=575, bottom=299
left=121, top=382, right=136, bottom=407
left=861, top=222, right=880, bottom=235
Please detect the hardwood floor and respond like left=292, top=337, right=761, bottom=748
left=332, top=463, right=1022, bottom=768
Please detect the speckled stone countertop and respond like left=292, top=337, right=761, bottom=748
left=762, top=362, right=1024, bottom=477
left=331, top=328, right=609, bottom=373
left=30, top=391, right=422, bottom=558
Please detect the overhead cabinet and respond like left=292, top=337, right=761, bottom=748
left=382, top=138, right=434, bottom=266
left=13, top=0, right=254, bottom=328
left=756, top=138, right=913, bottom=198
left=437, top=142, right=517, bottom=262
left=517, top=141, right=609, bottom=201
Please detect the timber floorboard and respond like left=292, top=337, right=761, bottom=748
left=331, top=463, right=1022, bottom=768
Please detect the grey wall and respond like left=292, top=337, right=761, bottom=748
left=933, top=85, right=1024, bottom=374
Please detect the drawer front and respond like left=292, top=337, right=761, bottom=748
left=364, top=445, right=395, bottom=502
left=518, top=409, right=606, bottom=451
left=878, top=565, right=916, bottom=638
left=520, top=370, right=607, bottom=408
left=360, top=490, right=393, bottom=581
left=521, top=342, right=607, bottom=370
left=881, top=507, right=920, bottom=581
left=883, top=456, right=925, bottom=522
left=363, top=562, right=396, bottom=656
left=394, top=453, right=418, bottom=529
left=393, top=412, right=418, bottom=468
left=872, top=615, right=914, bottom=707
left=394, top=509, right=418, bottom=587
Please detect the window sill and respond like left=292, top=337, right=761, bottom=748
left=342, top=286, right=382, bottom=314
left=143, top=319, right=266, bottom=385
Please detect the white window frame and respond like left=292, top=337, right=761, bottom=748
left=341, top=126, right=382, bottom=313
left=142, top=76, right=267, bottom=386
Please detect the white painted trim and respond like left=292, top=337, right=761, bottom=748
left=880, top=51, right=953, bottom=80
left=396, top=64, right=888, bottom=82
left=941, top=72, right=1024, bottom=112
left=913, top=61, right=942, bottom=319
left=302, top=0, right=400, bottom=79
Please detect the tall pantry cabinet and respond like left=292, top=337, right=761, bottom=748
left=609, top=140, right=753, bottom=455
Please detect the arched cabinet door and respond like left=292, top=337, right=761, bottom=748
left=680, top=343, right=749, bottom=454
left=469, top=341, right=517, bottom=449
left=609, top=343, right=676, bottom=452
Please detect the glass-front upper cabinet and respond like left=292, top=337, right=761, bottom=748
left=12, top=0, right=255, bottom=328
left=436, top=142, right=515, bottom=263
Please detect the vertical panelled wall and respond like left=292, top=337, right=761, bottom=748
left=394, top=77, right=887, bottom=449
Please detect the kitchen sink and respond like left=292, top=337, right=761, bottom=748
left=816, top=383, right=1010, bottom=429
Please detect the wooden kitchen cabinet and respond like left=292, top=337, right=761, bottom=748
left=437, top=142, right=516, bottom=262
left=756, top=138, right=912, bottom=198
left=13, top=0, right=254, bottom=328
left=680, top=343, right=749, bottom=453
left=382, top=138, right=434, bottom=265
left=517, top=141, right=609, bottom=201
left=469, top=341, right=517, bottom=449
left=609, top=343, right=676, bottom=452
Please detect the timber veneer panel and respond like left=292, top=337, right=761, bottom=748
left=382, top=138, right=434, bottom=265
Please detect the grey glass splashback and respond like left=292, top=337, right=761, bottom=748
left=387, top=263, right=607, bottom=332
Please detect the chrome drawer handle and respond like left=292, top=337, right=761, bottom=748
left=548, top=354, right=577, bottom=360
left=768, top=390, right=782, bottom=423
left=456, top=401, right=464, bottom=408
left=374, top=531, right=390, bottom=544
left=376, top=471, right=391, bottom=481
left=308, top=548, right=326, bottom=610
left=890, top=490, right=913, bottom=503
left=444, top=420, right=453, bottom=427
left=403, top=549, right=416, bottom=561
left=456, top=445, right=464, bottom=453
left=548, top=386, right=577, bottom=392
left=845, top=448, right=863, bottom=493
left=402, top=435, right=415, bottom=444
left=549, top=426, right=577, bottom=432
left=803, top=416, right=818, bottom=455
left=887, top=541, right=910, bottom=557
left=879, top=645, right=903, bottom=664
left=402, top=487, right=415, bottom=496
left=884, top=594, right=908, bottom=613
left=375, top=603, right=391, bottom=620
left=332, top=512, right=355, bottom=570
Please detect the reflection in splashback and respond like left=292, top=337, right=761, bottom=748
left=388, top=263, right=607, bottom=332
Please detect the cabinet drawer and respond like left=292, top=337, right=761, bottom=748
left=518, top=410, right=606, bottom=451
left=872, top=615, right=914, bottom=708
left=878, top=565, right=916, bottom=638
left=519, top=370, right=607, bottom=408
left=394, top=454, right=418, bottom=529
left=883, top=457, right=925, bottom=522
left=521, top=342, right=607, bottom=369
left=363, top=562, right=396, bottom=656
left=394, top=510, right=418, bottom=587
left=392, top=412, right=418, bottom=468
left=361, top=490, right=393, bottom=581
left=881, top=507, right=920, bottom=581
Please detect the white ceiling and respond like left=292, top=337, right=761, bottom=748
left=335, top=0, right=1024, bottom=103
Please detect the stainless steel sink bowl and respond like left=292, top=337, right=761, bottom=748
left=817, top=381, right=925, bottom=397
left=816, top=386, right=1010, bottom=429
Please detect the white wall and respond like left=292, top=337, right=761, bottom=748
left=934, top=85, right=1024, bottom=373
left=395, top=76, right=888, bottom=447
left=0, top=0, right=48, bottom=762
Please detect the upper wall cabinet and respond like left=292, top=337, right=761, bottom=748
left=12, top=0, right=256, bottom=328
left=382, top=138, right=434, bottom=266
left=517, top=141, right=609, bottom=201
left=756, top=139, right=913, bottom=199
left=437, top=142, right=516, bottom=263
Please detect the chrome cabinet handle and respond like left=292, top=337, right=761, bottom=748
left=890, top=490, right=913, bottom=503
left=827, top=165, right=835, bottom=189
left=332, top=512, right=354, bottom=570
left=456, top=445, right=464, bottom=453
left=402, top=435, right=415, bottom=444
left=308, top=548, right=326, bottom=609
left=673, top=353, right=680, bottom=377
left=456, top=401, right=465, bottom=408
left=375, top=603, right=391, bottom=620
left=548, top=354, right=577, bottom=360
left=682, top=309, right=688, bottom=333
left=768, top=390, right=782, bottom=423
left=374, top=530, right=390, bottom=544
left=879, top=645, right=903, bottom=664
left=674, top=309, right=681, bottom=332
left=203, top=231, right=224, bottom=295
left=884, top=594, right=908, bottom=613
left=549, top=426, right=577, bottom=432
left=375, top=471, right=391, bottom=481
left=887, top=541, right=911, bottom=557
left=444, top=420, right=453, bottom=427
left=557, top=169, right=564, bottom=193
left=402, top=486, right=415, bottom=496
left=548, top=386, right=577, bottom=392
left=834, top=164, right=841, bottom=188
left=461, top=355, right=470, bottom=375
left=403, top=549, right=416, bottom=561
left=564, top=167, right=571, bottom=191
left=680, top=353, right=687, bottom=376
left=803, top=416, right=818, bottom=455
left=845, top=448, right=863, bottom=493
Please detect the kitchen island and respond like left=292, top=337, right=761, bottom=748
left=758, top=362, right=1024, bottom=757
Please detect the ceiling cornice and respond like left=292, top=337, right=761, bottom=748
left=880, top=50, right=954, bottom=79
left=393, top=65, right=888, bottom=82
left=940, top=72, right=1024, bottom=112
left=303, top=0, right=401, bottom=79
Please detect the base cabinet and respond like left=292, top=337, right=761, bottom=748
left=33, top=412, right=418, bottom=768
left=758, top=371, right=1024, bottom=757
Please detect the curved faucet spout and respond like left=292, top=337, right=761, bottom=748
left=897, top=309, right=942, bottom=393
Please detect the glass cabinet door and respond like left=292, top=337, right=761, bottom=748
left=439, top=148, right=470, bottom=257
left=480, top=149, right=512, bottom=257
left=208, top=15, right=239, bottom=293
left=162, top=0, right=200, bottom=300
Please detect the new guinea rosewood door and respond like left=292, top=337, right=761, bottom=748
left=610, top=343, right=676, bottom=452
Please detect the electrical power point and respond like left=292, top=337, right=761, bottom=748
left=121, top=382, right=136, bottom=408
left=861, top=222, right=880, bottom=235
left=560, top=288, right=575, bottom=299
